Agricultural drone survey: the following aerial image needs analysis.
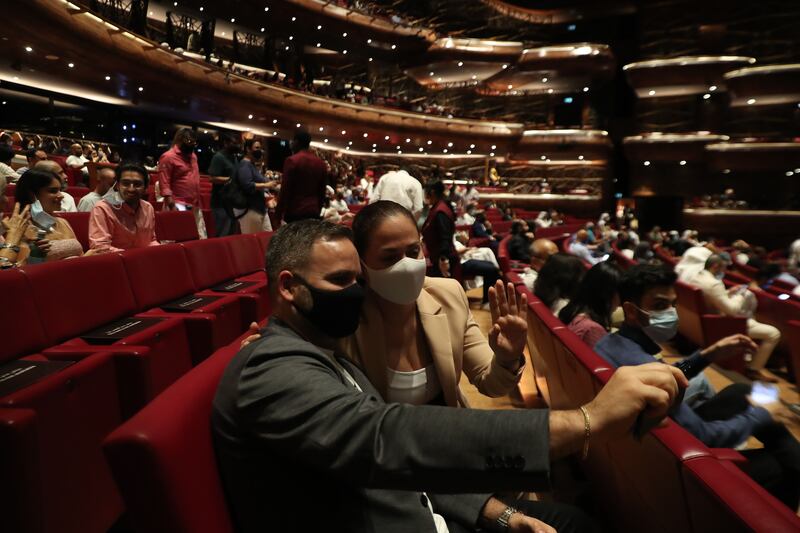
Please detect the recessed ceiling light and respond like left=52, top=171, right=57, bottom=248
left=317, top=43, right=321, bottom=47
left=443, top=148, right=448, bottom=153
left=405, top=138, right=411, bottom=143
left=466, top=150, right=472, bottom=155
left=230, top=18, right=235, bottom=22
left=709, top=85, right=717, bottom=91
left=273, top=119, right=278, bottom=123
left=648, top=90, right=656, bottom=96
left=272, top=131, right=277, bottom=135
left=430, top=71, right=435, bottom=76
left=284, top=46, right=289, bottom=50
left=317, top=25, right=322, bottom=30
left=291, top=16, right=296, bottom=21
left=367, top=39, right=372, bottom=44
left=447, top=142, right=453, bottom=147
left=105, top=75, right=111, bottom=81
left=368, top=58, right=373, bottom=62
left=502, top=64, right=508, bottom=69
left=507, top=84, right=513, bottom=89
left=643, top=160, right=650, bottom=166
left=547, top=88, right=553, bottom=94
left=289, top=36, right=293, bottom=40
left=248, top=114, right=253, bottom=119
left=703, top=93, right=711, bottom=99
left=199, top=6, right=204, bottom=11
left=470, top=144, right=475, bottom=149
left=25, top=46, right=33, bottom=52
left=319, top=126, right=324, bottom=131
left=341, top=130, right=346, bottom=135
left=747, top=98, right=756, bottom=105
left=372, top=149, right=376, bottom=152
left=583, top=86, right=589, bottom=92
left=385, top=136, right=390, bottom=140
left=786, top=171, right=794, bottom=176
left=427, top=140, right=432, bottom=145
left=348, top=141, right=353, bottom=145
left=261, top=27, right=265, bottom=32
left=457, top=61, right=464, bottom=67
left=491, top=145, right=496, bottom=149
left=679, top=160, right=687, bottom=165
left=542, top=77, right=548, bottom=83
left=296, top=123, right=301, bottom=127
left=138, top=86, right=143, bottom=91
left=391, top=45, right=396, bottom=50
left=342, top=32, right=347, bottom=37
left=264, top=6, right=269, bottom=11
left=68, top=62, right=75, bottom=68
left=490, top=152, right=495, bottom=157
left=540, top=155, right=546, bottom=160
left=324, top=138, right=329, bottom=143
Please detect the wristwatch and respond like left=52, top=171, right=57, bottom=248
left=496, top=506, right=520, bottom=531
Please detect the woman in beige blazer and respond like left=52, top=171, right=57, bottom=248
left=342, top=200, right=527, bottom=407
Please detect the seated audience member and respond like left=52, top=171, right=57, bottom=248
left=0, top=144, right=20, bottom=187
left=77, top=167, right=116, bottom=212
left=453, top=231, right=501, bottom=307
left=633, top=242, right=655, bottom=264
left=214, top=218, right=688, bottom=533
left=569, top=229, right=605, bottom=266
left=15, top=148, right=48, bottom=176
left=675, top=245, right=712, bottom=282
left=369, top=168, right=424, bottom=219
left=788, top=238, right=800, bottom=271
left=646, top=226, right=663, bottom=245
left=757, top=263, right=799, bottom=290
left=456, top=206, right=476, bottom=226
left=471, top=213, right=495, bottom=240
left=34, top=160, right=78, bottom=212
left=5, top=169, right=90, bottom=264
left=534, top=253, right=587, bottom=315
left=535, top=209, right=554, bottom=229
left=520, top=239, right=560, bottom=291
left=66, top=142, right=89, bottom=178
left=330, top=191, right=348, bottom=212
left=88, top=163, right=159, bottom=253
left=558, top=262, right=622, bottom=347
left=508, top=221, right=534, bottom=262
left=688, top=254, right=780, bottom=383
left=595, top=264, right=800, bottom=508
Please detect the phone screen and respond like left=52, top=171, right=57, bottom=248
left=751, top=381, right=780, bottom=405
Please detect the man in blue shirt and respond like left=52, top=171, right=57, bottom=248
left=595, top=264, right=800, bottom=509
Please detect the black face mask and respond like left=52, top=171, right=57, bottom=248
left=294, top=276, right=365, bottom=338
left=251, top=149, right=263, bottom=160
left=179, top=143, right=194, bottom=155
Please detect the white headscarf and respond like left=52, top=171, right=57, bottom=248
left=675, top=246, right=712, bottom=282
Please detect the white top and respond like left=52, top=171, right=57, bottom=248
left=77, top=191, right=103, bottom=212
left=385, top=364, right=442, bottom=406
left=324, top=351, right=448, bottom=533
left=66, top=154, right=89, bottom=175
left=60, top=192, right=78, bottom=213
left=369, top=170, right=423, bottom=216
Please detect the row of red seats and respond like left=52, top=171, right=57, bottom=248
left=0, top=232, right=272, bottom=533
left=504, top=271, right=800, bottom=532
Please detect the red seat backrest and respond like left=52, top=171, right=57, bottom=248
left=254, top=231, right=274, bottom=256
left=0, top=270, right=49, bottom=361
left=103, top=349, right=237, bottom=533
left=225, top=235, right=265, bottom=276
left=181, top=239, right=238, bottom=288
left=498, top=235, right=511, bottom=272
left=492, top=220, right=513, bottom=235
left=6, top=183, right=17, bottom=201
left=120, top=244, right=198, bottom=310
left=58, top=212, right=90, bottom=252
left=202, top=209, right=216, bottom=238
left=675, top=280, right=706, bottom=346
left=65, top=187, right=90, bottom=204
left=155, top=211, right=199, bottom=242
left=23, top=254, right=138, bottom=344
left=65, top=167, right=84, bottom=187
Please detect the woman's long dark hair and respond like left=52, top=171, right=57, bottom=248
left=533, top=253, right=586, bottom=309
left=14, top=169, right=60, bottom=209
left=558, top=261, right=622, bottom=328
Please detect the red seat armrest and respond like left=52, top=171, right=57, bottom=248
left=710, top=448, right=748, bottom=464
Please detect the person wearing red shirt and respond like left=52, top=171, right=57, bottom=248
left=275, top=130, right=330, bottom=224
left=157, top=128, right=207, bottom=238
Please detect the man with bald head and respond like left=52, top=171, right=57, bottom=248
left=78, top=167, right=116, bottom=212
left=66, top=142, right=89, bottom=179
left=570, top=228, right=604, bottom=266
left=530, top=238, right=558, bottom=270
left=35, top=160, right=77, bottom=212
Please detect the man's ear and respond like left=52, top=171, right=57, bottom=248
left=622, top=301, right=640, bottom=325
left=277, top=271, right=297, bottom=302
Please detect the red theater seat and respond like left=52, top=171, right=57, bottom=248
left=0, top=269, right=50, bottom=361
left=121, top=244, right=246, bottom=363
left=155, top=210, right=199, bottom=242
left=183, top=238, right=269, bottom=326
left=23, top=254, right=193, bottom=418
left=254, top=230, right=274, bottom=256
left=202, top=208, right=216, bottom=238
left=0, top=352, right=123, bottom=533
left=103, top=344, right=240, bottom=533
left=57, top=211, right=90, bottom=251
left=65, top=186, right=90, bottom=203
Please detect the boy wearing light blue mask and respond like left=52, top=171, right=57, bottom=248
left=595, top=264, right=800, bottom=508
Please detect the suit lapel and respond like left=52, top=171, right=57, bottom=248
left=417, top=287, right=459, bottom=407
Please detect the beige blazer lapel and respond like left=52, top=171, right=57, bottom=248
left=417, top=288, right=459, bottom=407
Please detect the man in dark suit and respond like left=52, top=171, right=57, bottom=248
left=212, top=220, right=687, bottom=533
left=275, top=130, right=329, bottom=224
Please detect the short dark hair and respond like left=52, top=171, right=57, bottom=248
left=425, top=180, right=444, bottom=199
left=115, top=162, right=150, bottom=187
left=559, top=261, right=622, bottom=328
left=25, top=148, right=39, bottom=162
left=244, top=138, right=260, bottom=152
left=15, top=169, right=61, bottom=209
left=618, top=264, right=677, bottom=306
left=293, top=130, right=311, bottom=149
left=0, top=144, right=14, bottom=164
left=172, top=127, right=196, bottom=145
left=220, top=132, right=238, bottom=146
left=351, top=201, right=418, bottom=255
left=266, top=220, right=353, bottom=295
left=705, top=254, right=727, bottom=270
left=511, top=221, right=525, bottom=235
left=533, top=253, right=586, bottom=309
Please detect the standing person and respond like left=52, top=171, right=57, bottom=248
left=157, top=128, right=207, bottom=238
left=207, top=133, right=240, bottom=236
left=236, top=139, right=272, bottom=234
left=421, top=180, right=459, bottom=279
left=275, top=130, right=329, bottom=224
left=88, top=163, right=159, bottom=253
left=369, top=168, right=424, bottom=218
left=77, top=167, right=116, bottom=212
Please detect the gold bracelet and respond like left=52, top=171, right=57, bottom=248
left=578, top=405, right=591, bottom=460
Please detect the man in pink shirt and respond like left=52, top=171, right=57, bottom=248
left=158, top=128, right=207, bottom=238
left=89, top=162, right=159, bottom=253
